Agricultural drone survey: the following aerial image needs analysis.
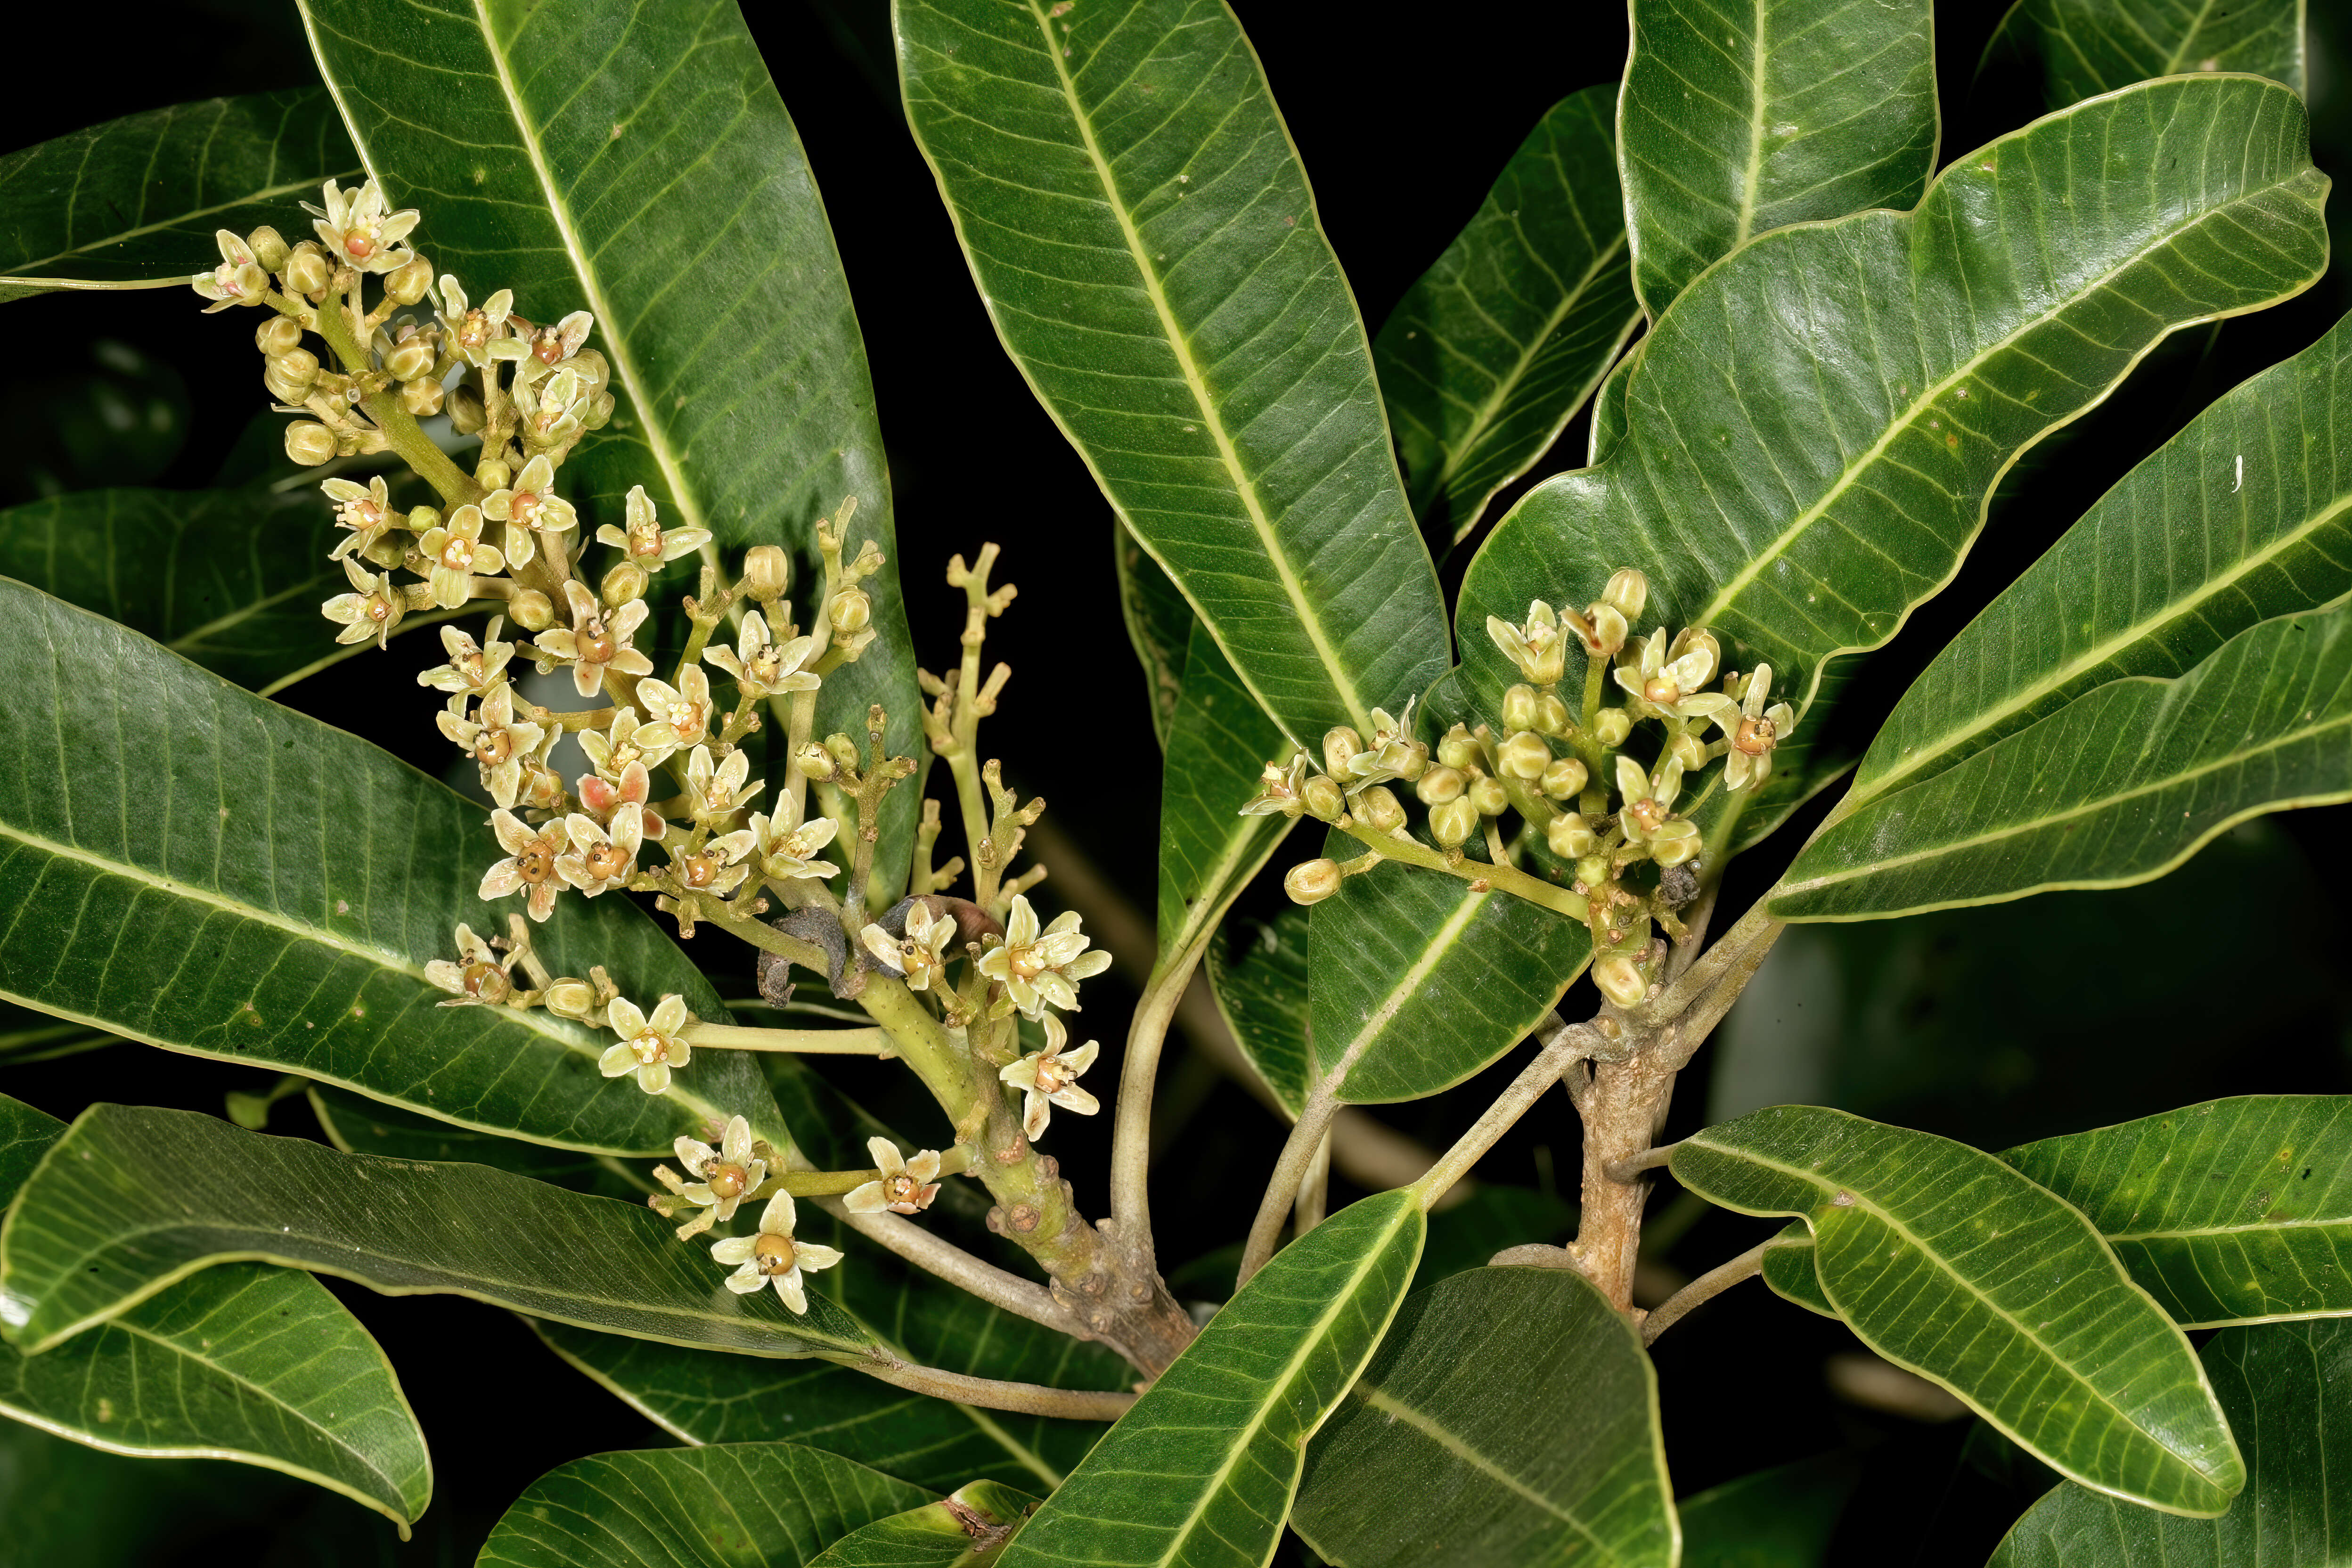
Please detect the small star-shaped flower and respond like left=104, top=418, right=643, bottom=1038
left=844, top=1137, right=943, bottom=1217
left=710, top=1190, right=842, bottom=1313
left=599, top=993, right=693, bottom=1094
left=998, top=1015, right=1100, bottom=1141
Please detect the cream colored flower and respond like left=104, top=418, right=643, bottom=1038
left=1239, top=751, right=1309, bottom=817
left=576, top=758, right=666, bottom=845
left=480, top=808, right=569, bottom=923
left=1614, top=628, right=1734, bottom=726
left=594, top=484, right=711, bottom=573
left=322, top=475, right=395, bottom=562
left=977, top=895, right=1110, bottom=1017
left=844, top=1138, right=942, bottom=1217
left=1485, top=601, right=1568, bottom=687
left=417, top=618, right=514, bottom=694
left=710, top=1190, right=841, bottom=1313
left=702, top=608, right=818, bottom=699
left=1614, top=755, right=1700, bottom=866
left=417, top=503, right=505, bottom=609
left=859, top=904, right=954, bottom=991
left=668, top=826, right=757, bottom=898
left=749, top=805, right=840, bottom=882
left=425, top=923, right=511, bottom=1007
left=1345, top=697, right=1428, bottom=792
left=685, top=744, right=762, bottom=827
left=435, top=276, right=525, bottom=369
left=1717, top=663, right=1797, bottom=793
left=600, top=994, right=692, bottom=1094
left=481, top=454, right=579, bottom=571
left=632, top=666, right=715, bottom=753
left=518, top=309, right=595, bottom=368
left=322, top=556, right=407, bottom=649
left=557, top=806, right=642, bottom=897
left=304, top=178, right=418, bottom=272
left=437, top=682, right=546, bottom=808
left=674, top=1116, right=768, bottom=1225
left=191, top=228, right=267, bottom=311
left=998, top=1015, right=1100, bottom=1140
left=534, top=580, right=653, bottom=699
left=580, top=704, right=664, bottom=778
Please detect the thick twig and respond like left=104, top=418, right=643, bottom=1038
left=818, top=1198, right=1089, bottom=1341
left=847, top=1356, right=1136, bottom=1420
left=1413, top=1015, right=1610, bottom=1211
left=1640, top=1239, right=1771, bottom=1345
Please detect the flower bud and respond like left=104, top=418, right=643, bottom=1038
left=828, top=586, right=872, bottom=636
left=1496, top=730, right=1551, bottom=780
left=1602, top=569, right=1648, bottom=624
left=385, top=254, right=434, bottom=306
left=509, top=588, right=556, bottom=632
left=741, top=545, right=790, bottom=602
left=1467, top=776, right=1510, bottom=817
left=255, top=314, right=303, bottom=357
left=475, top=457, right=513, bottom=492
left=283, top=247, right=332, bottom=296
left=1414, top=765, right=1465, bottom=806
left=1502, top=684, right=1540, bottom=733
left=1322, top=726, right=1363, bottom=778
left=602, top=562, right=649, bottom=609
left=447, top=383, right=486, bottom=435
left=362, top=533, right=408, bottom=570
left=1593, top=954, right=1648, bottom=1009
left=283, top=420, right=337, bottom=466
left=1356, top=785, right=1406, bottom=833
left=1535, top=694, right=1572, bottom=736
left=825, top=733, right=862, bottom=768
left=544, top=977, right=601, bottom=1021
left=1667, top=728, right=1708, bottom=772
left=1593, top=708, right=1633, bottom=747
left=1283, top=858, right=1343, bottom=905
left=263, top=349, right=319, bottom=403
left=565, top=348, right=612, bottom=397
left=1653, top=830, right=1701, bottom=867
left=1584, top=603, right=1629, bottom=656
left=246, top=225, right=290, bottom=272
left=1300, top=774, right=1346, bottom=821
left=1547, top=810, right=1597, bottom=859
left=407, top=506, right=441, bottom=534
left=383, top=335, right=436, bottom=383
left=1540, top=757, right=1588, bottom=800
left=796, top=741, right=838, bottom=781
left=1428, top=797, right=1479, bottom=848
left=1576, top=854, right=1611, bottom=889
left=1436, top=723, right=1482, bottom=772
left=585, top=389, right=616, bottom=430
left=400, top=376, right=443, bottom=417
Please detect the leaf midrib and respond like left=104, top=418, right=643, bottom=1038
left=1327, top=879, right=1490, bottom=1092
left=4, top=170, right=362, bottom=278
left=1354, top=1382, right=1619, bottom=1560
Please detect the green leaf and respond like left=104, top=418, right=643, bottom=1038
left=1413, top=1185, right=1577, bottom=1295
left=0, top=578, right=772, bottom=1155
left=298, top=0, right=923, bottom=890
left=0, top=1103, right=874, bottom=1362
left=895, top=0, right=1450, bottom=743
left=1375, top=86, right=1641, bottom=543
left=1617, top=0, right=1938, bottom=318
left=1204, top=906, right=1315, bottom=1120
left=1153, top=619, right=1293, bottom=965
left=0, top=90, right=359, bottom=299
left=0, top=1000, right=111, bottom=1066
left=1773, top=600, right=2352, bottom=920
left=1671, top=1105, right=2243, bottom=1516
left=1460, top=77, right=2330, bottom=742
left=476, top=1442, right=929, bottom=1568
left=1678, top=1452, right=1862, bottom=1568
left=307, top=1084, right=653, bottom=1202
left=2006, top=1096, right=2352, bottom=1328
left=996, top=1188, right=1425, bottom=1568
left=1989, top=1318, right=2352, bottom=1566
left=0, top=485, right=441, bottom=697
left=1982, top=0, right=2306, bottom=110
left=1854, top=306, right=2352, bottom=810
left=1588, top=338, right=1642, bottom=465
left=1757, top=1222, right=1835, bottom=1318
left=0, top=1093, right=431, bottom=1533
left=808, top=1480, right=1039, bottom=1568
left=1292, top=1266, right=1677, bottom=1568
left=1116, top=523, right=1195, bottom=750
left=0, top=1422, right=321, bottom=1566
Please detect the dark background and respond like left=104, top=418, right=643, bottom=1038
left=4, top=2, right=2351, bottom=1562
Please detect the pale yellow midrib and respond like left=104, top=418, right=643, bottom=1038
left=1021, top=0, right=1370, bottom=732
left=1327, top=884, right=1489, bottom=1080
left=1733, top=0, right=1771, bottom=251
left=8, top=172, right=359, bottom=277
left=1356, top=1385, right=1617, bottom=1556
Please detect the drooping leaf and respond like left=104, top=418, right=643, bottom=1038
left=1678, top=1451, right=1863, bottom=1568
left=808, top=1480, right=1039, bottom=1568
left=1617, top=0, right=1938, bottom=318
left=1671, top=1105, right=2243, bottom=1516
left=1116, top=522, right=1195, bottom=750
left=0, top=579, right=772, bottom=1155
left=475, top=1441, right=928, bottom=1568
left=0, top=1094, right=431, bottom=1532
left=1376, top=85, right=1641, bottom=544
left=2006, top=1096, right=2352, bottom=1328
left=996, top=1188, right=1425, bottom=1568
left=1460, top=76, right=2330, bottom=754
left=1854, top=305, right=2352, bottom=809
left=298, top=0, right=923, bottom=890
left=1758, top=1222, right=1835, bottom=1318
left=1981, top=0, right=2306, bottom=110
left=1292, top=1266, right=1677, bottom=1568
left=307, top=1084, right=652, bottom=1202
left=895, top=0, right=1450, bottom=743
left=1204, top=905, right=1315, bottom=1120
left=0, top=1103, right=874, bottom=1363
left=1773, top=600, right=2352, bottom=920
left=1989, top=1318, right=2352, bottom=1566
left=1153, top=618, right=1292, bottom=965
left=0, top=90, right=359, bottom=300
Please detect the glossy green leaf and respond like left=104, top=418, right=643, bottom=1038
left=996, top=1188, right=1425, bottom=1568
left=1757, top=1222, right=1835, bottom=1318
left=1117, top=522, right=1195, bottom=750
left=1672, top=1105, right=2242, bottom=1516
left=1293, top=1266, right=1677, bottom=1568
left=1982, top=0, right=2306, bottom=109
left=0, top=1094, right=431, bottom=1533
left=2006, top=1096, right=2352, bottom=1328
left=1855, top=306, right=2352, bottom=809
left=1460, top=77, right=2329, bottom=745
left=307, top=1084, right=652, bottom=1202
left=1153, top=619, right=1292, bottom=964
left=0, top=580, right=770, bottom=1154
left=896, top=0, right=1450, bottom=743
left=1204, top=906, right=1315, bottom=1120
left=1678, top=1452, right=1862, bottom=1568
left=1989, top=1318, right=2352, bottom=1566
left=808, top=1480, right=1038, bottom=1568
left=0, top=1103, right=873, bottom=1363
left=1413, top=1185, right=1577, bottom=1295
left=298, top=0, right=923, bottom=890
left=0, top=90, right=359, bottom=300
left=1618, top=0, right=1937, bottom=318
left=1775, top=600, right=2352, bottom=920
left=476, top=1441, right=928, bottom=1568
left=1588, top=339, right=1642, bottom=465
left=1375, top=85, right=1641, bottom=543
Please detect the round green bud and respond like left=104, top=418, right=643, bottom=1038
left=383, top=336, right=436, bottom=383
left=384, top=254, right=434, bottom=306
left=543, top=978, right=600, bottom=1021
left=1322, top=725, right=1364, bottom=778
left=1540, top=756, right=1589, bottom=800
left=262, top=349, right=319, bottom=404
left=1414, top=765, right=1465, bottom=806
left=1651, top=824, right=1702, bottom=867
left=447, top=384, right=486, bottom=436
left=1283, top=858, right=1343, bottom=906
left=796, top=742, right=838, bottom=781
left=475, top=457, right=513, bottom=492
left=1300, top=774, right=1346, bottom=822
left=361, top=533, right=407, bottom=570
left=1436, top=723, right=1482, bottom=772
left=254, top=315, right=303, bottom=358
left=741, top=545, right=790, bottom=602
left=1535, top=694, right=1573, bottom=736
left=1467, top=776, right=1510, bottom=817
left=1667, top=728, right=1708, bottom=772
left=1602, top=568, right=1648, bottom=624
left=1428, top=797, right=1479, bottom=848
left=283, top=420, right=337, bottom=467
left=1546, top=810, right=1597, bottom=859
left=1496, top=730, right=1552, bottom=780
left=400, top=377, right=443, bottom=417
left=246, top=226, right=290, bottom=273
left=1502, top=684, right=1540, bottom=733
left=1356, top=785, right=1406, bottom=833
left=407, top=506, right=441, bottom=533
left=825, top=733, right=862, bottom=768
left=828, top=586, right=872, bottom=636
left=1593, top=954, right=1648, bottom=1009
left=602, top=562, right=649, bottom=609
left=283, top=248, right=332, bottom=297
left=509, top=588, right=556, bottom=632
left=1575, top=854, right=1610, bottom=889
left=1593, top=707, right=1633, bottom=747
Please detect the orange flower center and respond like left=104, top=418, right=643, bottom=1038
left=440, top=536, right=475, bottom=571
left=1628, top=798, right=1667, bottom=834
left=883, top=1174, right=919, bottom=1206
left=753, top=1233, right=797, bottom=1275
left=628, top=521, right=664, bottom=558
left=1734, top=714, right=1776, bottom=756
left=583, top=841, right=630, bottom=880
left=665, top=700, right=703, bottom=739
left=1007, top=945, right=1046, bottom=981
left=704, top=1162, right=748, bottom=1200
left=681, top=854, right=718, bottom=889
left=460, top=960, right=508, bottom=1000
left=344, top=231, right=375, bottom=259
left=517, top=843, right=556, bottom=882
left=458, top=312, right=490, bottom=351
left=510, top=492, right=541, bottom=529
left=631, top=1030, right=669, bottom=1063
left=1642, top=675, right=1680, bottom=706
left=473, top=729, right=512, bottom=766
left=579, top=625, right=618, bottom=665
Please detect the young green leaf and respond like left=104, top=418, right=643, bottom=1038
left=0, top=90, right=359, bottom=300
left=475, top=1442, right=928, bottom=1568
left=808, top=1480, right=1039, bottom=1568
left=996, top=1188, right=1425, bottom=1568
left=0, top=579, right=775, bottom=1156
left=1982, top=0, right=2306, bottom=109
left=1677, top=1452, right=1862, bottom=1568
left=1154, top=619, right=1293, bottom=965
left=1773, top=600, right=2352, bottom=920
left=1116, top=523, right=1195, bottom=751
left=1376, top=86, right=1641, bottom=544
left=1460, top=76, right=2329, bottom=743
left=1204, top=906, right=1315, bottom=1120
left=1671, top=1105, right=2243, bottom=1517
left=0, top=1094, right=431, bottom=1534
left=1292, top=1266, right=1677, bottom=1568
left=1989, top=1318, right=2352, bottom=1566
left=0, top=1104, right=874, bottom=1362
left=1618, top=0, right=1937, bottom=318
left=895, top=0, right=1450, bottom=743
left=1854, top=305, right=2352, bottom=808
